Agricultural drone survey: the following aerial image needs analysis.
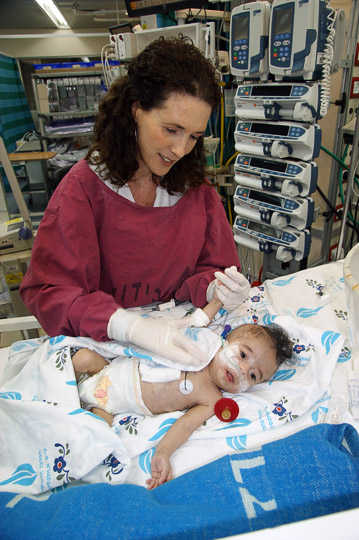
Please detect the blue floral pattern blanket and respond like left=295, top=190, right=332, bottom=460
left=0, top=262, right=359, bottom=540
left=0, top=261, right=355, bottom=496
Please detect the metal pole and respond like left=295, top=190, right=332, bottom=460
left=336, top=111, right=359, bottom=259
left=320, top=0, right=359, bottom=263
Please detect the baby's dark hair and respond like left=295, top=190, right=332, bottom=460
left=259, top=324, right=293, bottom=366
left=227, top=323, right=293, bottom=367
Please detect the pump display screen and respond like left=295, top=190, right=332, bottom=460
left=233, top=14, right=249, bottom=41
left=251, top=85, right=292, bottom=97
left=249, top=220, right=282, bottom=238
left=251, top=122, right=290, bottom=136
left=273, top=7, right=293, bottom=35
left=249, top=156, right=288, bottom=172
left=250, top=190, right=284, bottom=207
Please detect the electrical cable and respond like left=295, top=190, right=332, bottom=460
left=101, top=43, right=116, bottom=90
left=216, top=5, right=227, bottom=51
left=320, top=5, right=335, bottom=117
left=349, top=195, right=359, bottom=248
left=225, top=152, right=238, bottom=167
left=316, top=181, right=359, bottom=233
left=316, top=184, right=341, bottom=218
left=321, top=144, right=359, bottom=186
left=326, top=144, right=359, bottom=225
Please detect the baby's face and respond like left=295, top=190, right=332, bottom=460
left=209, top=331, right=278, bottom=394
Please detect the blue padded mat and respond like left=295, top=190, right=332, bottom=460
left=1, top=423, right=359, bottom=540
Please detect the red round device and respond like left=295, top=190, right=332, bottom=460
left=214, top=398, right=239, bottom=423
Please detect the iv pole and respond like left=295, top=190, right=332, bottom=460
left=336, top=111, right=359, bottom=259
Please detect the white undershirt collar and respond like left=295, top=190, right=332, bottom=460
left=88, top=161, right=182, bottom=207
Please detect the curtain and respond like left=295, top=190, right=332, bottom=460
left=0, top=53, right=35, bottom=153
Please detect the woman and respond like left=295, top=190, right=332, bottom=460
left=20, top=37, right=249, bottom=366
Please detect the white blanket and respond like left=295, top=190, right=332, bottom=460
left=0, top=307, right=346, bottom=494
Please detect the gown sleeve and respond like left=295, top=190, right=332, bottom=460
left=19, top=166, right=119, bottom=341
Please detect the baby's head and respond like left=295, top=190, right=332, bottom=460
left=209, top=323, right=292, bottom=394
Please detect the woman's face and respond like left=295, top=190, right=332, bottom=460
left=132, top=92, right=211, bottom=178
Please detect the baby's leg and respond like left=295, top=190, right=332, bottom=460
left=90, top=406, right=114, bottom=426
left=72, top=348, right=108, bottom=379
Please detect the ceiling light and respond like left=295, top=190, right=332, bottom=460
left=34, top=0, right=70, bottom=29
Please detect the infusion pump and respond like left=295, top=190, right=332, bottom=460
left=234, top=120, right=321, bottom=161
left=230, top=1, right=271, bottom=80
left=234, top=82, right=321, bottom=123
left=233, top=185, right=314, bottom=230
left=233, top=215, right=311, bottom=262
left=230, top=0, right=344, bottom=81
left=234, top=154, right=318, bottom=198
left=269, top=0, right=333, bottom=80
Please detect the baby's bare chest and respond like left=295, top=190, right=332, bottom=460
left=140, top=370, right=219, bottom=415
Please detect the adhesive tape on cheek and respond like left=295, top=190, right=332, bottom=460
left=219, top=345, right=250, bottom=393
left=236, top=371, right=250, bottom=394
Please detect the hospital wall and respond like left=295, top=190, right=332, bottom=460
left=0, top=30, right=109, bottom=59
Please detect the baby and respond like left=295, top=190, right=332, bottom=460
left=72, top=300, right=292, bottom=489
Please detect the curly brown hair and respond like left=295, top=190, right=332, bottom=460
left=86, top=36, right=221, bottom=193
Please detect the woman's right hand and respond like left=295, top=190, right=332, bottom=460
left=108, top=309, right=207, bottom=367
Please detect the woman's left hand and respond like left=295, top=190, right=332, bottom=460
left=212, top=266, right=251, bottom=311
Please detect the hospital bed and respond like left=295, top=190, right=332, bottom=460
left=0, top=244, right=359, bottom=540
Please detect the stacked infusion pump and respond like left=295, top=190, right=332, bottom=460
left=230, top=0, right=345, bottom=277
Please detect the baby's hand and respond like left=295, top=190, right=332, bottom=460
left=146, top=452, right=173, bottom=490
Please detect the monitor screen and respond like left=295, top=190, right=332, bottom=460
left=232, top=13, right=249, bottom=41
left=125, top=0, right=207, bottom=17
left=273, top=7, right=293, bottom=36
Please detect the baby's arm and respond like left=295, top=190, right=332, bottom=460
left=147, top=402, right=216, bottom=490
left=202, top=297, right=223, bottom=322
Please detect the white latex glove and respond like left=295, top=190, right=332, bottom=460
left=108, top=309, right=207, bottom=367
left=210, top=266, right=251, bottom=311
